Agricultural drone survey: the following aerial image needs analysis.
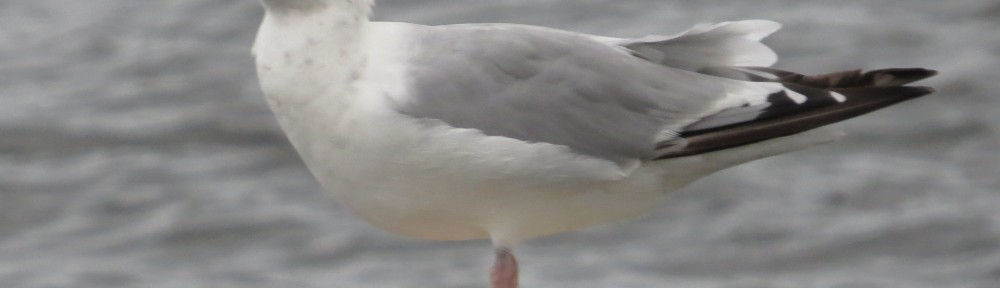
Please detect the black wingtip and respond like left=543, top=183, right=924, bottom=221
left=834, top=85, right=936, bottom=100
left=656, top=67, right=938, bottom=160
left=862, top=68, right=938, bottom=87
left=924, top=69, right=940, bottom=77
left=915, top=85, right=936, bottom=95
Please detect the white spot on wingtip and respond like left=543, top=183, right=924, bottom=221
left=784, top=89, right=808, bottom=104
left=830, top=91, right=847, bottom=103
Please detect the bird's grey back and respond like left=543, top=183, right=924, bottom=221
left=395, top=24, right=724, bottom=164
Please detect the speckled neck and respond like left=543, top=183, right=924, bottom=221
left=253, top=0, right=373, bottom=137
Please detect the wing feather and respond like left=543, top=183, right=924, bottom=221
left=393, top=21, right=936, bottom=164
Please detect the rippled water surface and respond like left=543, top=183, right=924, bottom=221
left=3, top=1, right=1000, bottom=287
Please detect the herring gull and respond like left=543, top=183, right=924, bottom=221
left=252, top=1, right=936, bottom=287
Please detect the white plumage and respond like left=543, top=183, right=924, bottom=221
left=252, top=1, right=934, bottom=287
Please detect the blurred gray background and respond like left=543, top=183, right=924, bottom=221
left=2, top=0, right=999, bottom=287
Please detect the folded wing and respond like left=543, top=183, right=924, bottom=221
left=394, top=21, right=935, bottom=166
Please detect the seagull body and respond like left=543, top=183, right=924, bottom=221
left=253, top=1, right=935, bottom=287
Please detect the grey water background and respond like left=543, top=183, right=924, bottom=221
left=2, top=0, right=1000, bottom=287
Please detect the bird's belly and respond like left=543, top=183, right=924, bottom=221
left=326, top=167, right=672, bottom=243
left=304, top=136, right=676, bottom=244
left=282, top=93, right=679, bottom=244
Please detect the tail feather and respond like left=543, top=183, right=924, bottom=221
left=655, top=68, right=936, bottom=159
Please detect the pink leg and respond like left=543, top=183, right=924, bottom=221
left=490, top=248, right=519, bottom=288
